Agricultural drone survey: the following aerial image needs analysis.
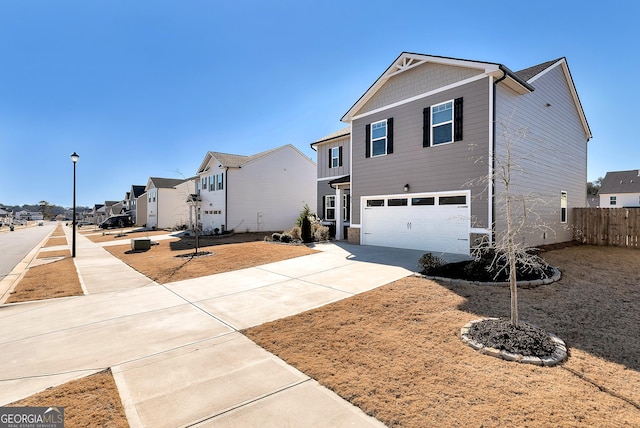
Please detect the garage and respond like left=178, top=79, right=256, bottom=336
left=361, top=191, right=470, bottom=255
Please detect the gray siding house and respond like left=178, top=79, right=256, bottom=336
left=314, top=52, right=591, bottom=255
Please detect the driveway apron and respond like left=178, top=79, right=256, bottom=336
left=0, top=229, right=459, bottom=427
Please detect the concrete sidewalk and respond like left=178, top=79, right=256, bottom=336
left=0, top=228, right=463, bottom=426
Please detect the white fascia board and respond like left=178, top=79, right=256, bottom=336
left=318, top=175, right=349, bottom=182
left=349, top=74, right=488, bottom=122
left=342, top=53, right=501, bottom=122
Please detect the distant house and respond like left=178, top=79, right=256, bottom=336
left=125, top=185, right=146, bottom=224
left=14, top=211, right=44, bottom=221
left=313, top=52, right=591, bottom=255
left=143, top=177, right=196, bottom=230
left=195, top=144, right=316, bottom=234
left=598, top=170, right=640, bottom=207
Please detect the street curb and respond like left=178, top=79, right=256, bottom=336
left=0, top=227, right=57, bottom=305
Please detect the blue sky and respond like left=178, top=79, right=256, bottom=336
left=0, top=1, right=637, bottom=207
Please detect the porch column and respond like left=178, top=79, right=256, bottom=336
left=335, top=187, right=344, bottom=240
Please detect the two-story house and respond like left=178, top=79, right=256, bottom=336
left=125, top=185, right=146, bottom=224
left=195, top=144, right=316, bottom=234
left=143, top=177, right=196, bottom=230
left=314, top=52, right=591, bottom=255
left=598, top=170, right=640, bottom=207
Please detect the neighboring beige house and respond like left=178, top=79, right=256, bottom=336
left=313, top=52, right=591, bottom=255
left=125, top=185, right=146, bottom=224
left=195, top=144, right=316, bottom=234
left=143, top=177, right=196, bottom=230
left=598, top=170, right=640, bottom=207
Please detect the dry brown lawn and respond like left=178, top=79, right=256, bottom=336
left=37, top=249, right=71, bottom=259
left=245, top=245, right=640, bottom=427
left=104, top=239, right=318, bottom=283
left=84, top=228, right=174, bottom=243
left=44, top=237, right=67, bottom=247
left=6, top=257, right=83, bottom=303
left=7, top=369, right=128, bottom=428
left=8, top=235, right=640, bottom=427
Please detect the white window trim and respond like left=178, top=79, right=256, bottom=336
left=560, top=191, right=568, bottom=224
left=610, top=195, right=617, bottom=206
left=371, top=120, right=387, bottom=157
left=431, top=99, right=454, bottom=146
left=331, top=147, right=340, bottom=168
left=325, top=195, right=336, bottom=220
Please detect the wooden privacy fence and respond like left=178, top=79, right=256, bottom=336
left=573, top=208, right=640, bottom=248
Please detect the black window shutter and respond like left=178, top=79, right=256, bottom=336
left=423, top=107, right=431, bottom=147
left=454, top=97, right=463, bottom=141
left=338, top=146, right=343, bottom=167
left=328, top=148, right=332, bottom=168
left=322, top=196, right=326, bottom=218
left=346, top=194, right=350, bottom=221
left=365, top=124, right=371, bottom=158
left=387, top=118, right=394, bottom=154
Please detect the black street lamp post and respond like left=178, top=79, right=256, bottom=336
left=71, top=152, right=79, bottom=257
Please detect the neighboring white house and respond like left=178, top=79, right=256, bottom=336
left=599, top=169, right=640, bottom=207
left=14, top=211, right=44, bottom=221
left=195, top=144, right=316, bottom=234
left=144, top=176, right=196, bottom=229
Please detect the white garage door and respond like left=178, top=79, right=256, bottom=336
left=361, top=192, right=470, bottom=255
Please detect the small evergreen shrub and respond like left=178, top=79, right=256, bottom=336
left=418, top=253, right=445, bottom=275
left=301, top=216, right=313, bottom=243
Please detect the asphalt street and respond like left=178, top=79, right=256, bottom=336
left=0, top=222, right=56, bottom=281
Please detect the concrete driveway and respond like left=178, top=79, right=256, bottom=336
left=0, top=230, right=465, bottom=427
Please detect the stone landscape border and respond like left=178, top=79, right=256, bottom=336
left=460, top=318, right=568, bottom=366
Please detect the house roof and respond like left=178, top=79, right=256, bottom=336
left=148, top=177, right=187, bottom=189
left=131, top=185, right=146, bottom=198
left=311, top=126, right=351, bottom=148
left=599, top=170, right=640, bottom=194
left=328, top=175, right=351, bottom=186
left=198, top=144, right=314, bottom=174
left=339, top=52, right=591, bottom=140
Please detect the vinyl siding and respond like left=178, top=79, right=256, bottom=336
left=315, top=135, right=350, bottom=179
left=494, top=63, right=588, bottom=246
left=599, top=193, right=640, bottom=208
left=360, top=62, right=483, bottom=115
left=351, top=77, right=491, bottom=227
left=226, top=146, right=317, bottom=232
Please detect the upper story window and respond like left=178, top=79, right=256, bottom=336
left=217, top=173, right=224, bottom=190
left=330, top=147, right=342, bottom=168
left=365, top=118, right=394, bottom=158
left=209, top=175, right=215, bottom=191
left=432, top=101, right=453, bottom=145
left=610, top=196, right=617, bottom=205
left=371, top=121, right=387, bottom=156
left=423, top=97, right=463, bottom=147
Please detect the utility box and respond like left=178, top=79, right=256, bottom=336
left=131, top=238, right=151, bottom=251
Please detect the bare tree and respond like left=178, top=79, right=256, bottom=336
left=470, top=117, right=555, bottom=327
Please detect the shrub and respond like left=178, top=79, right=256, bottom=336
left=288, top=226, right=301, bottom=241
left=314, top=225, right=330, bottom=241
left=418, top=253, right=446, bottom=274
left=280, top=233, right=293, bottom=243
left=301, top=216, right=313, bottom=243
left=271, top=233, right=281, bottom=242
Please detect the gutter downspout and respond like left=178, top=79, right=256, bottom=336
left=224, top=167, right=229, bottom=232
left=491, top=68, right=509, bottom=245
